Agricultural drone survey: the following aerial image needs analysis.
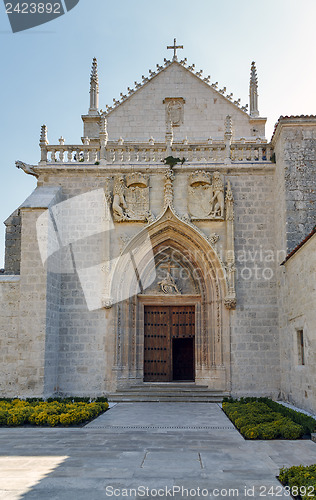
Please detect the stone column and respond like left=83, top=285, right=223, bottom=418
left=99, top=113, right=108, bottom=163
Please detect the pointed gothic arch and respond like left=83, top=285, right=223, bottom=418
left=110, top=208, right=231, bottom=391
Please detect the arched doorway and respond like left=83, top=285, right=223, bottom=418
left=110, top=207, right=231, bottom=392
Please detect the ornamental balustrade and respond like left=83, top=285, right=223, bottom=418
left=40, top=142, right=273, bottom=164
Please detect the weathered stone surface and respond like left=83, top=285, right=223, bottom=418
left=279, top=233, right=316, bottom=413
left=0, top=56, right=315, bottom=413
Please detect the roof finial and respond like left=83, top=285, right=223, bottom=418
left=249, top=61, right=259, bottom=117
left=40, top=124, right=48, bottom=145
left=89, top=57, right=99, bottom=115
left=167, top=38, right=183, bottom=62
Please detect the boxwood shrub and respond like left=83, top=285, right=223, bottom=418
left=0, top=398, right=109, bottom=427
left=279, top=464, right=316, bottom=499
left=222, top=398, right=315, bottom=440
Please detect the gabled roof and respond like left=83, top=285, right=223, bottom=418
left=271, top=115, right=316, bottom=143
left=103, top=59, right=249, bottom=117
left=281, top=225, right=316, bottom=265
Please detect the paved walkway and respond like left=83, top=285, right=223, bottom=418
left=0, top=403, right=316, bottom=499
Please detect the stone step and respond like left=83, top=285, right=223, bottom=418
left=108, top=387, right=229, bottom=403
left=125, top=385, right=213, bottom=393
left=108, top=394, right=226, bottom=403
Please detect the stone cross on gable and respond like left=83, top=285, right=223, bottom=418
left=167, top=38, right=184, bottom=61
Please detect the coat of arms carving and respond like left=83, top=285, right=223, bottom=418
left=188, top=170, right=225, bottom=220
left=112, top=173, right=151, bottom=222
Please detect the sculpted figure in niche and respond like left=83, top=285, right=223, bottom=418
left=211, top=172, right=225, bottom=218
left=158, top=271, right=181, bottom=295
left=112, top=176, right=128, bottom=221
left=167, top=99, right=183, bottom=127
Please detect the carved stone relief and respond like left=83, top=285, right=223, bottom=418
left=158, top=271, right=181, bottom=295
left=188, top=170, right=225, bottom=220
left=112, top=173, right=151, bottom=222
left=143, top=250, right=199, bottom=296
left=163, top=97, right=185, bottom=127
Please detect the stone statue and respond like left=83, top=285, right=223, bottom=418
left=112, top=176, right=128, bottom=221
left=211, top=172, right=225, bottom=218
left=158, top=272, right=181, bottom=295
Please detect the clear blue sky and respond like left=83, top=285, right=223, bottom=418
left=1, top=0, right=316, bottom=266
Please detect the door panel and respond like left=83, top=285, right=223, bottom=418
left=144, top=305, right=195, bottom=382
left=144, top=306, right=170, bottom=382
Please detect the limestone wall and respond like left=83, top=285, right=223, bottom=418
left=4, top=210, right=21, bottom=275
left=107, top=63, right=263, bottom=142
left=35, top=165, right=280, bottom=397
left=229, top=172, right=280, bottom=397
left=272, top=120, right=316, bottom=253
left=0, top=276, right=20, bottom=396
left=279, top=234, right=316, bottom=413
left=0, top=162, right=282, bottom=398
left=272, top=118, right=316, bottom=412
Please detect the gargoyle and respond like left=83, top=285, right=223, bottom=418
left=16, top=161, right=38, bottom=178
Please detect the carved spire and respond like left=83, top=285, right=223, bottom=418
left=39, top=124, right=48, bottom=145
left=89, top=57, right=99, bottom=115
left=224, top=179, right=236, bottom=310
left=39, top=125, right=48, bottom=163
left=163, top=168, right=175, bottom=209
left=165, top=119, right=173, bottom=156
left=249, top=61, right=259, bottom=117
left=224, top=115, right=233, bottom=140
left=99, top=112, right=108, bottom=161
left=224, top=116, right=232, bottom=163
left=225, top=180, right=234, bottom=221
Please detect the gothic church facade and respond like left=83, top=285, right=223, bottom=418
left=1, top=44, right=315, bottom=411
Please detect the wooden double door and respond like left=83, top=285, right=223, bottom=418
left=144, top=305, right=195, bottom=382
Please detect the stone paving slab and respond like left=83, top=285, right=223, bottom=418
left=0, top=403, right=315, bottom=499
left=85, top=402, right=236, bottom=429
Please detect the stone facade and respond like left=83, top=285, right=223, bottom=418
left=0, top=51, right=315, bottom=410
left=279, top=232, right=316, bottom=413
left=272, top=117, right=316, bottom=253
left=4, top=211, right=21, bottom=275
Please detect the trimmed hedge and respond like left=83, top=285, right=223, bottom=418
left=279, top=464, right=316, bottom=499
left=222, top=399, right=313, bottom=439
left=0, top=398, right=109, bottom=427
left=259, top=398, right=316, bottom=435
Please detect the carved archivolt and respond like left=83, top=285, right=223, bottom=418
left=110, top=208, right=231, bottom=390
